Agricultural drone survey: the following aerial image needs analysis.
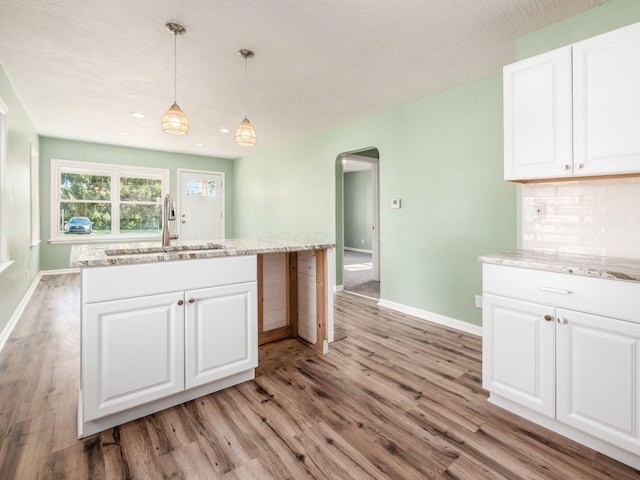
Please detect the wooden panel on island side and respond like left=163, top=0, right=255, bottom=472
left=258, top=250, right=328, bottom=353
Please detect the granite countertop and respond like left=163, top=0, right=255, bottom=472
left=71, top=238, right=336, bottom=268
left=479, top=249, right=640, bottom=283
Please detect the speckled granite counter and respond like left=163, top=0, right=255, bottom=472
left=71, top=238, right=336, bottom=268
left=479, top=249, right=640, bottom=283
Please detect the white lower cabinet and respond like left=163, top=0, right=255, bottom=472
left=80, top=256, right=258, bottom=437
left=83, top=292, right=185, bottom=421
left=482, top=263, right=640, bottom=469
left=185, top=283, right=257, bottom=389
left=482, top=294, right=555, bottom=418
left=556, top=308, right=640, bottom=454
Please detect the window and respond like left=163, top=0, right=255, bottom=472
left=30, top=143, right=40, bottom=247
left=0, top=96, right=10, bottom=273
left=186, top=179, right=217, bottom=197
left=50, top=159, right=169, bottom=243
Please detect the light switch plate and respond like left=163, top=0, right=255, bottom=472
left=391, top=198, right=401, bottom=209
left=475, top=295, right=483, bottom=308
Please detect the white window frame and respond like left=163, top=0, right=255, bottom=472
left=0, top=96, right=11, bottom=273
left=50, top=159, right=170, bottom=244
left=30, top=142, right=40, bottom=247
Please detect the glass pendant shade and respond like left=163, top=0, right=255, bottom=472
left=236, top=116, right=256, bottom=146
left=162, top=102, right=188, bottom=135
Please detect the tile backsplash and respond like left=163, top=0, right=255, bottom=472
left=522, top=177, right=640, bottom=259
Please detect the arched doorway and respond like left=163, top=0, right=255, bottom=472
left=336, top=148, right=380, bottom=299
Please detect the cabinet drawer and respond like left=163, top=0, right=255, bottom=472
left=483, top=264, right=640, bottom=323
left=83, top=255, right=257, bottom=303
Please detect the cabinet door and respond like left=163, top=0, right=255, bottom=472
left=483, top=294, right=556, bottom=417
left=556, top=309, right=640, bottom=453
left=185, top=282, right=257, bottom=389
left=503, top=46, right=573, bottom=181
left=83, top=292, right=185, bottom=421
left=573, top=22, right=640, bottom=176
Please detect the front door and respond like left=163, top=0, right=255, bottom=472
left=178, top=170, right=225, bottom=241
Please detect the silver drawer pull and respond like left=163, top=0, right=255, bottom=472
left=539, top=286, right=572, bottom=295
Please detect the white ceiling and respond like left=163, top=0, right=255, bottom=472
left=0, top=0, right=605, bottom=160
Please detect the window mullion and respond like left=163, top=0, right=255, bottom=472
left=112, top=171, right=120, bottom=236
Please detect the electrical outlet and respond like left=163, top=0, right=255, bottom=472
left=535, top=202, right=546, bottom=220
left=475, top=295, right=483, bottom=308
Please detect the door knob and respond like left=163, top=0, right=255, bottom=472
left=575, top=163, right=584, bottom=170
left=181, top=220, right=186, bottom=224
left=544, top=315, right=553, bottom=322
left=557, top=317, right=567, bottom=324
left=188, top=298, right=195, bottom=303
left=177, top=299, right=184, bottom=306
left=562, top=164, right=570, bottom=171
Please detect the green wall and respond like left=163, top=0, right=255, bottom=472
left=517, top=0, right=640, bottom=59
left=39, top=137, right=235, bottom=270
left=0, top=63, right=40, bottom=334
left=344, top=170, right=372, bottom=251
left=235, top=74, right=516, bottom=326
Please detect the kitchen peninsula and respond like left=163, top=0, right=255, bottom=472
left=71, top=238, right=335, bottom=438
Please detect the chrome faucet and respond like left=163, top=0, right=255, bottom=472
left=162, top=193, right=177, bottom=247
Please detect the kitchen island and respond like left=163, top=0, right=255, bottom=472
left=71, top=238, right=335, bottom=438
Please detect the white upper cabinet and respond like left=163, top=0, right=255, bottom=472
left=504, top=21, right=640, bottom=181
left=504, top=46, right=573, bottom=181
left=573, top=22, right=640, bottom=176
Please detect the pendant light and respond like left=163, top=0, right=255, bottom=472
left=162, top=23, right=188, bottom=135
left=236, top=49, right=256, bottom=146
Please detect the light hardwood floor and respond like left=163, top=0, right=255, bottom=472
left=0, top=273, right=638, bottom=479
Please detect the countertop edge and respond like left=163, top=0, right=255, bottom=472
left=479, top=250, right=640, bottom=283
left=71, top=241, right=336, bottom=268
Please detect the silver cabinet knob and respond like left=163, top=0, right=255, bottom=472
left=557, top=317, right=567, bottom=324
left=562, top=164, right=570, bottom=171
left=181, top=220, right=186, bottom=224
left=575, top=163, right=584, bottom=169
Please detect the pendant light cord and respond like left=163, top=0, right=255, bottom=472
left=173, top=31, right=177, bottom=103
left=243, top=55, right=248, bottom=116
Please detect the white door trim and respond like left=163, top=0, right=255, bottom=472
left=177, top=168, right=226, bottom=240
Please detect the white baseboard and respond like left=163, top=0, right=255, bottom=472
left=0, top=271, right=43, bottom=353
left=41, top=267, right=80, bottom=275
left=334, top=284, right=344, bottom=292
left=344, top=247, right=372, bottom=254
left=377, top=298, right=482, bottom=337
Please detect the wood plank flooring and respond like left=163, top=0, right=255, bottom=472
left=0, top=273, right=639, bottom=479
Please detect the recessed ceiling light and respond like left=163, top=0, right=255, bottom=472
left=195, top=143, right=204, bottom=147
left=219, top=128, right=230, bottom=134
left=129, top=112, right=145, bottom=118
left=120, top=132, right=132, bottom=136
